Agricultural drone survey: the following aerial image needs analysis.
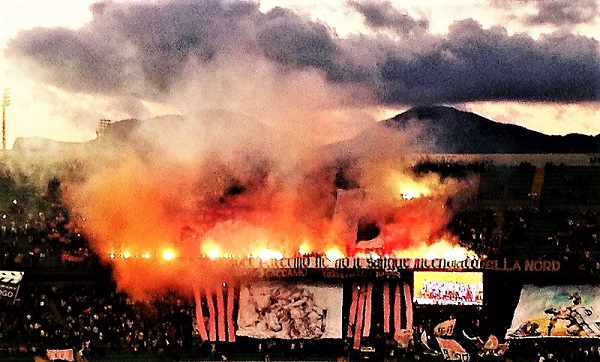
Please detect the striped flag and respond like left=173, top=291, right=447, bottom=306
left=205, top=288, right=217, bottom=341
left=403, top=282, right=413, bottom=330
left=353, top=283, right=367, bottom=349
left=194, top=284, right=238, bottom=342
left=383, top=282, right=391, bottom=333
left=227, top=284, right=236, bottom=342
left=362, top=282, right=373, bottom=338
left=216, top=286, right=226, bottom=341
left=393, top=282, right=402, bottom=340
left=193, top=289, right=209, bottom=341
left=347, top=281, right=413, bottom=350
left=347, top=282, right=359, bottom=338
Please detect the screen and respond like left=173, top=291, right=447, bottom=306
left=413, top=271, right=483, bottom=305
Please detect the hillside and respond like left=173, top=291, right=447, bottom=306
left=383, top=106, right=600, bottom=154
left=8, top=106, right=600, bottom=160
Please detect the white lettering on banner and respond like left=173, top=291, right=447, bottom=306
left=0, top=283, right=19, bottom=302
left=434, top=319, right=456, bottom=337
left=437, top=338, right=470, bottom=361
left=227, top=256, right=560, bottom=272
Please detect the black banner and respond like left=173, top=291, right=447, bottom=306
left=0, top=282, right=20, bottom=304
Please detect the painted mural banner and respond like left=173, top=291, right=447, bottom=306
left=506, top=285, right=600, bottom=339
left=236, top=282, right=343, bottom=339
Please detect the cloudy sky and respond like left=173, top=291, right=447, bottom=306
left=1, top=0, right=599, bottom=148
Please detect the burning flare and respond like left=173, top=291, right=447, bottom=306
left=63, top=110, right=478, bottom=298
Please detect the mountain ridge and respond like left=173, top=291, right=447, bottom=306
left=8, top=106, right=600, bottom=155
left=383, top=105, right=600, bottom=154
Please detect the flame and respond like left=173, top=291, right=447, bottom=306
left=390, top=172, right=433, bottom=200
left=391, top=239, right=476, bottom=261
left=298, top=241, right=312, bottom=255
left=325, top=247, right=344, bottom=261
left=201, top=238, right=222, bottom=259
left=161, top=249, right=177, bottom=261
left=63, top=133, right=480, bottom=299
left=207, top=248, right=221, bottom=259
left=255, top=248, right=284, bottom=261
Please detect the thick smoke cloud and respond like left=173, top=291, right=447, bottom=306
left=6, top=0, right=599, bottom=107
left=3, top=0, right=488, bottom=299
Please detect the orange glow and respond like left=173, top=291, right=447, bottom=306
left=391, top=238, right=476, bottom=261
left=255, top=248, right=283, bottom=261
left=390, top=172, right=433, bottom=200
left=62, top=121, right=481, bottom=299
left=325, top=247, right=344, bottom=261
left=201, top=238, right=222, bottom=259
left=207, top=248, right=221, bottom=259
left=298, top=241, right=312, bottom=255
left=161, top=249, right=176, bottom=261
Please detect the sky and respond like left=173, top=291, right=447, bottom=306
left=1, top=0, right=599, bottom=149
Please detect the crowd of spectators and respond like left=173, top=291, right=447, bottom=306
left=508, top=339, right=600, bottom=362
left=0, top=283, right=198, bottom=360
left=0, top=173, right=97, bottom=271
left=450, top=206, right=600, bottom=275
left=2, top=161, right=600, bottom=360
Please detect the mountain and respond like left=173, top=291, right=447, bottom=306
left=381, top=106, right=600, bottom=154
left=7, top=110, right=289, bottom=168
left=8, top=106, right=600, bottom=160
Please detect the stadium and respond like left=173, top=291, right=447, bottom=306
left=2, top=112, right=600, bottom=362
left=2, top=0, right=598, bottom=358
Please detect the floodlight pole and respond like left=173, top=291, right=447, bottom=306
left=2, top=89, right=10, bottom=151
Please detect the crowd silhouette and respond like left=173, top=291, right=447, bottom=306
left=2, top=160, right=600, bottom=361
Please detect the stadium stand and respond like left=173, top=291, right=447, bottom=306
left=2, top=155, right=600, bottom=361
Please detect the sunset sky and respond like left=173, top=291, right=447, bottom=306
left=1, top=0, right=598, bottom=149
